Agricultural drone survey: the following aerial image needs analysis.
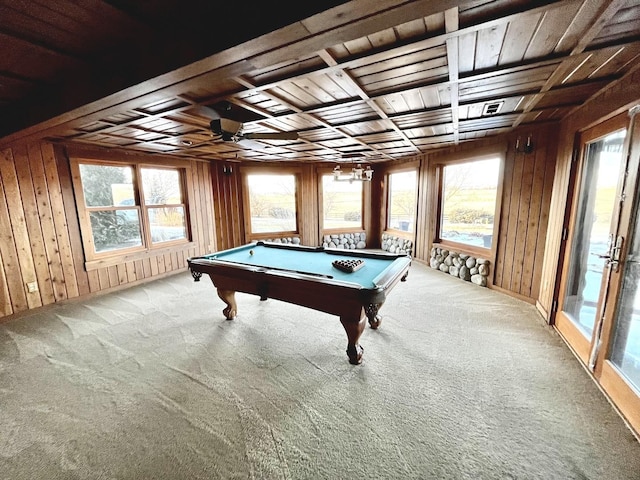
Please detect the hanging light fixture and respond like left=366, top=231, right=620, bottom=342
left=332, top=163, right=374, bottom=182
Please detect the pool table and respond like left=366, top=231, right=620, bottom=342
left=187, top=241, right=411, bottom=364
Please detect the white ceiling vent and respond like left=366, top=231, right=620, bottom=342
left=482, top=101, right=504, bottom=115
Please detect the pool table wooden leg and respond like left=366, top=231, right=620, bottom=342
left=340, top=315, right=366, bottom=365
left=364, top=303, right=382, bottom=329
left=216, top=288, right=237, bottom=320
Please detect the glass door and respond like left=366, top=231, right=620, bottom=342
left=608, top=210, right=640, bottom=388
left=596, top=107, right=640, bottom=434
left=555, top=115, right=628, bottom=365
left=556, top=108, right=640, bottom=435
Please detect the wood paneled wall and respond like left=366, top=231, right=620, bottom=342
left=0, top=142, right=217, bottom=320
left=493, top=125, right=557, bottom=300
left=411, top=127, right=557, bottom=303
left=211, top=161, right=244, bottom=252
left=1, top=132, right=560, bottom=321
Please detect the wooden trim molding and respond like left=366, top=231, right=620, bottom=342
left=85, top=242, right=196, bottom=271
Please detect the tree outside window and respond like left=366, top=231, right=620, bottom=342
left=387, top=170, right=417, bottom=232
left=439, top=158, right=500, bottom=249
left=141, top=168, right=187, bottom=244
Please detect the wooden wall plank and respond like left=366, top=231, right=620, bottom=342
left=0, top=152, right=27, bottom=313
left=211, top=163, right=225, bottom=251
left=0, top=247, right=12, bottom=316
left=128, top=261, right=137, bottom=282
left=150, top=256, right=160, bottom=276
left=191, top=161, right=207, bottom=254
left=134, top=260, right=144, bottom=281
left=0, top=147, right=40, bottom=309
left=224, top=163, right=243, bottom=249
left=97, top=267, right=109, bottom=290
left=87, top=270, right=100, bottom=293
left=531, top=138, right=557, bottom=300
left=141, top=258, right=150, bottom=278
left=511, top=148, right=537, bottom=293
left=53, top=144, right=91, bottom=296
left=500, top=145, right=524, bottom=290
left=41, top=143, right=79, bottom=298
left=201, top=161, right=216, bottom=253
left=107, top=265, right=118, bottom=287
left=519, top=147, right=546, bottom=298
left=117, top=264, right=128, bottom=284
left=160, top=255, right=168, bottom=274
left=494, top=145, right=515, bottom=287
left=27, top=143, right=67, bottom=301
left=17, top=145, right=56, bottom=305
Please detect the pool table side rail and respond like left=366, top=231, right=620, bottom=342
left=187, top=257, right=369, bottom=289
left=251, top=240, right=410, bottom=260
left=371, top=256, right=411, bottom=288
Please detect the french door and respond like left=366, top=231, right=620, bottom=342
left=555, top=108, right=640, bottom=434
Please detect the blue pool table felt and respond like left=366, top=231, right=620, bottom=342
left=204, top=244, right=394, bottom=288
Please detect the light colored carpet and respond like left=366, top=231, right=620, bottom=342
left=1, top=261, right=638, bottom=479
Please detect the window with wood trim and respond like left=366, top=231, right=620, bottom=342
left=320, top=173, right=363, bottom=231
left=437, top=156, right=501, bottom=250
left=244, top=170, right=299, bottom=237
left=73, top=160, right=190, bottom=260
left=387, top=169, right=418, bottom=232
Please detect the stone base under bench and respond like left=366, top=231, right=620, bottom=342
left=322, top=232, right=367, bottom=249
left=264, top=237, right=301, bottom=245
left=429, top=246, right=490, bottom=287
left=381, top=233, right=413, bottom=256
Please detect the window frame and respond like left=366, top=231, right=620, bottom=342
left=242, top=166, right=302, bottom=241
left=318, top=167, right=365, bottom=234
left=434, top=151, right=504, bottom=255
left=385, top=165, right=419, bottom=235
left=71, top=157, right=193, bottom=268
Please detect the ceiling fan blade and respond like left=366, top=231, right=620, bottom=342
left=237, top=138, right=271, bottom=150
left=191, top=104, right=221, bottom=121
left=243, top=132, right=299, bottom=141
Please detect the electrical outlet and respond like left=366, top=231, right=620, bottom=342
left=27, top=282, right=38, bottom=293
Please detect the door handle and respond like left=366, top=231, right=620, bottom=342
left=609, top=235, right=624, bottom=272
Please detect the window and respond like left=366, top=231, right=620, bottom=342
left=321, top=174, right=363, bottom=230
left=438, top=157, right=500, bottom=249
left=74, top=161, right=189, bottom=259
left=387, top=170, right=417, bottom=232
left=140, top=168, right=188, bottom=244
left=245, top=172, right=298, bottom=235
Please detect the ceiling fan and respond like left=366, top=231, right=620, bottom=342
left=195, top=102, right=298, bottom=147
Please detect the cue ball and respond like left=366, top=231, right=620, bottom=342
left=249, top=249, right=254, bottom=255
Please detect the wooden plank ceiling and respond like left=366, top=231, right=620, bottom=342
left=1, top=0, right=639, bottom=164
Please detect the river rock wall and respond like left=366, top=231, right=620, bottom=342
left=429, top=246, right=490, bottom=287
left=380, top=233, right=413, bottom=256
left=322, top=232, right=366, bottom=249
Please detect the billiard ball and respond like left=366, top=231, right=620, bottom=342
left=249, top=249, right=254, bottom=255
